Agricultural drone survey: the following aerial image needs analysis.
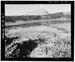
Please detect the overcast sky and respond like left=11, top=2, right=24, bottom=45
left=5, top=4, right=71, bottom=16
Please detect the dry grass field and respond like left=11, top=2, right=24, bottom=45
left=5, top=22, right=71, bottom=58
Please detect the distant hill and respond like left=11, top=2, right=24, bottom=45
left=5, top=12, right=71, bottom=23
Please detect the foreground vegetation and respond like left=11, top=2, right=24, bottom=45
left=5, top=30, right=71, bottom=58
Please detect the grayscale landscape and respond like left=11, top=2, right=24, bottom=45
left=5, top=4, right=71, bottom=58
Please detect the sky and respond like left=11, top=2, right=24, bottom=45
left=5, top=4, right=71, bottom=16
